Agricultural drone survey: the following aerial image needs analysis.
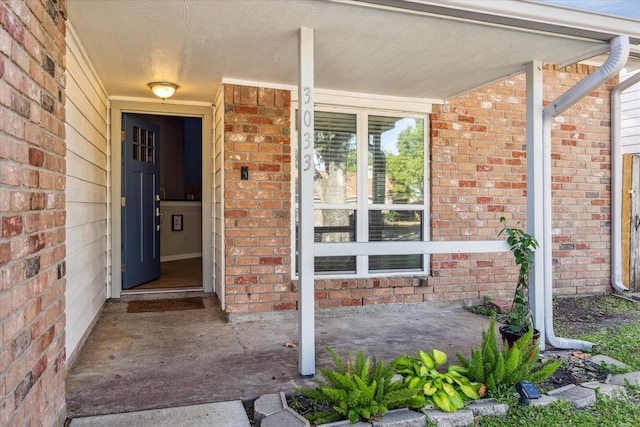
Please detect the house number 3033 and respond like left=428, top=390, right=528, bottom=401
left=302, top=86, right=313, bottom=171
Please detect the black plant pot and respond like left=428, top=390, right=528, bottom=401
left=499, top=325, right=541, bottom=349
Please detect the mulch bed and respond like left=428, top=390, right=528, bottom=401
left=536, top=294, right=640, bottom=391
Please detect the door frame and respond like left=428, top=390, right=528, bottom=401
left=109, top=99, right=214, bottom=298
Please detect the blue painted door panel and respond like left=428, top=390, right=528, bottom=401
left=122, top=114, right=160, bottom=289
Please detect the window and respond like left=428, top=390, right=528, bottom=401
left=295, top=107, right=428, bottom=276
left=132, top=125, right=156, bottom=164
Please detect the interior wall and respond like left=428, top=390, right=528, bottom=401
left=159, top=201, right=202, bottom=261
left=65, top=25, right=110, bottom=359
left=134, top=114, right=186, bottom=200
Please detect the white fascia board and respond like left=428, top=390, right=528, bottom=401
left=348, top=0, right=640, bottom=43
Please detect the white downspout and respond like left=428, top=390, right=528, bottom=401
left=611, top=70, right=640, bottom=293
left=542, top=36, right=630, bottom=350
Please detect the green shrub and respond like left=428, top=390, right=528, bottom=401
left=393, top=349, right=483, bottom=412
left=295, top=346, right=421, bottom=424
left=456, top=318, right=560, bottom=394
left=499, top=216, right=538, bottom=334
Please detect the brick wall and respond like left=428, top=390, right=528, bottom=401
left=429, top=64, right=614, bottom=298
left=222, top=64, right=615, bottom=317
left=1, top=1, right=67, bottom=426
left=545, top=64, right=614, bottom=294
left=223, top=84, right=295, bottom=315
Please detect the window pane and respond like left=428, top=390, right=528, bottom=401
left=316, top=256, right=356, bottom=274
left=369, top=254, right=422, bottom=271
left=314, top=208, right=355, bottom=272
left=315, top=209, right=356, bottom=242
left=313, top=111, right=357, bottom=204
left=369, top=210, right=422, bottom=271
left=368, top=116, right=424, bottom=205
left=294, top=111, right=357, bottom=205
left=369, top=210, right=422, bottom=241
left=295, top=209, right=356, bottom=275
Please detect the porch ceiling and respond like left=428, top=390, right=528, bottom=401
left=66, top=0, right=640, bottom=103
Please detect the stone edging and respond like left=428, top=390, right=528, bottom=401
left=254, top=355, right=640, bottom=427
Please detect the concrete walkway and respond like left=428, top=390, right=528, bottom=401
left=69, top=401, right=251, bottom=426
left=66, top=297, right=492, bottom=422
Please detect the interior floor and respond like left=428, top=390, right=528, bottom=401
left=134, top=257, right=202, bottom=289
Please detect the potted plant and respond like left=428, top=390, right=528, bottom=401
left=498, top=216, right=540, bottom=347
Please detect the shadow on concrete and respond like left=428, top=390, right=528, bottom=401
left=66, top=296, right=492, bottom=418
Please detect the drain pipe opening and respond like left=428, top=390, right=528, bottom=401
left=542, top=36, right=630, bottom=350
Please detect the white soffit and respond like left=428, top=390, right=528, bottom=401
left=66, top=0, right=635, bottom=103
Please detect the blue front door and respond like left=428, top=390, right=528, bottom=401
left=122, top=114, right=160, bottom=289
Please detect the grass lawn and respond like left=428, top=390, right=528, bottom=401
left=463, top=294, right=640, bottom=427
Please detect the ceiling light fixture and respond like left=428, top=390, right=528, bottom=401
left=148, top=82, right=178, bottom=99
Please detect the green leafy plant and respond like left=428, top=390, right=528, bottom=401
left=393, top=349, right=483, bottom=412
left=499, top=216, right=539, bottom=334
left=456, top=318, right=560, bottom=395
left=295, top=346, right=421, bottom=424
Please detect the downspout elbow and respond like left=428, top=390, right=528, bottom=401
left=544, top=36, right=630, bottom=118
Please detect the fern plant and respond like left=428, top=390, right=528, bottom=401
left=393, top=349, right=483, bottom=412
left=295, top=346, right=421, bottom=424
left=456, top=318, right=560, bottom=395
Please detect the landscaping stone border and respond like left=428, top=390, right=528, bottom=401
left=255, top=356, right=640, bottom=426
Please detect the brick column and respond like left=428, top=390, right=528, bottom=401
left=223, top=84, right=294, bottom=315
left=1, top=1, right=67, bottom=426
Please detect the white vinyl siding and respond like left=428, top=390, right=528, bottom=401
left=65, top=24, right=109, bottom=358
left=621, top=71, right=640, bottom=154
left=213, top=86, right=225, bottom=307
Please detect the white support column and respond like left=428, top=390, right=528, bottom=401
left=298, top=27, right=315, bottom=377
left=526, top=60, right=545, bottom=350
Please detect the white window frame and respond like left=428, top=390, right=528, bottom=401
left=291, top=99, right=431, bottom=279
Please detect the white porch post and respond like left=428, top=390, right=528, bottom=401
left=298, top=27, right=315, bottom=377
left=526, top=60, right=545, bottom=350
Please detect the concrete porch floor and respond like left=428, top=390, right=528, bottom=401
left=66, top=296, right=492, bottom=420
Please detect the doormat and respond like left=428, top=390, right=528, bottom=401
left=127, top=297, right=205, bottom=313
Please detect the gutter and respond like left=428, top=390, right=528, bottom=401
left=611, top=70, right=640, bottom=293
left=542, top=36, right=630, bottom=350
